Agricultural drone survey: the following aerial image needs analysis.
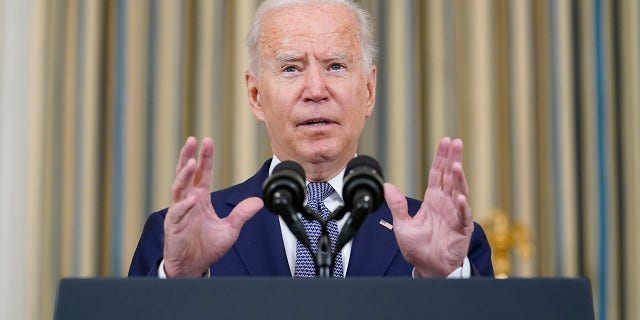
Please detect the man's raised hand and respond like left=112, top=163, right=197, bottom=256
left=162, top=137, right=263, bottom=277
left=384, top=137, right=474, bottom=277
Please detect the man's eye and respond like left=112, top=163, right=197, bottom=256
left=329, top=63, right=344, bottom=71
left=283, top=66, right=298, bottom=72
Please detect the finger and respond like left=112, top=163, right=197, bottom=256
left=456, top=194, right=473, bottom=231
left=226, top=197, right=264, bottom=230
left=450, top=162, right=469, bottom=199
left=166, top=195, right=197, bottom=225
left=449, top=138, right=464, bottom=163
left=171, top=158, right=196, bottom=203
left=384, top=183, right=410, bottom=223
left=443, top=139, right=463, bottom=193
left=175, top=137, right=198, bottom=176
left=194, top=137, right=214, bottom=187
left=427, top=137, right=451, bottom=189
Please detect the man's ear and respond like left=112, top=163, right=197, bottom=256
left=246, top=71, right=265, bottom=121
left=364, top=65, right=377, bottom=117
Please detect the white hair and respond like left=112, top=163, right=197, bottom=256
left=246, top=0, right=377, bottom=75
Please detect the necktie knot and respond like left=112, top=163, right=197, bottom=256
left=306, top=182, right=334, bottom=218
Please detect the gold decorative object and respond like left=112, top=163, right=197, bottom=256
left=482, top=209, right=532, bottom=278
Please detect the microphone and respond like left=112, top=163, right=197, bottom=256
left=335, top=155, right=385, bottom=253
left=262, top=161, right=312, bottom=250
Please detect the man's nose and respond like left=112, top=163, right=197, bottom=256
left=303, top=65, right=329, bottom=102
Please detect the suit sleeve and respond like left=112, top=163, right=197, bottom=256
left=468, top=222, right=494, bottom=277
left=128, top=210, right=167, bottom=277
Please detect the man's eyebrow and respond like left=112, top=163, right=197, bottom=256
left=275, top=54, right=301, bottom=63
left=325, top=52, right=353, bottom=63
left=274, top=52, right=352, bottom=64
left=327, top=53, right=350, bottom=60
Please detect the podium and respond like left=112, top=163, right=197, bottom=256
left=54, top=278, right=594, bottom=320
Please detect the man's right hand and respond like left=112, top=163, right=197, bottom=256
left=163, top=137, right=263, bottom=277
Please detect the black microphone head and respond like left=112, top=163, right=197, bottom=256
left=342, top=155, right=385, bottom=211
left=345, top=155, right=384, bottom=180
left=262, top=160, right=306, bottom=213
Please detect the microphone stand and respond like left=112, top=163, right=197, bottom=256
left=315, top=223, right=332, bottom=278
left=303, top=194, right=375, bottom=278
left=303, top=206, right=337, bottom=278
left=265, top=156, right=383, bottom=278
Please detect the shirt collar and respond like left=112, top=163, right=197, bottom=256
left=269, top=155, right=354, bottom=201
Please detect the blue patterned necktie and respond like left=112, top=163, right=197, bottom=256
left=294, top=182, right=344, bottom=278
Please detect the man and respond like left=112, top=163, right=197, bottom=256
left=129, top=0, right=493, bottom=278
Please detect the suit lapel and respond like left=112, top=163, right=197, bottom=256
left=346, top=205, right=400, bottom=276
left=233, top=209, right=291, bottom=276
left=226, top=160, right=291, bottom=276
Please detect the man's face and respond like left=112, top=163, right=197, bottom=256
left=246, top=2, right=376, bottom=174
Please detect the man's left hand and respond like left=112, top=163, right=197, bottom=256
left=384, top=137, right=474, bottom=277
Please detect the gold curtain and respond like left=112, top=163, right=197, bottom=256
left=0, top=0, right=638, bottom=319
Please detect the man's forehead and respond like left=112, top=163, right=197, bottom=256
left=259, top=2, right=359, bottom=40
left=261, top=1, right=354, bottom=20
left=261, top=34, right=360, bottom=66
left=258, top=5, right=360, bottom=55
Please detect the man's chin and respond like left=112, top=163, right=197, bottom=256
left=298, top=148, right=339, bottom=164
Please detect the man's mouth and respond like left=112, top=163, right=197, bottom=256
left=300, top=118, right=333, bottom=126
left=305, top=120, right=330, bottom=126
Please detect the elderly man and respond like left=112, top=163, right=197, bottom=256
left=129, top=0, right=493, bottom=278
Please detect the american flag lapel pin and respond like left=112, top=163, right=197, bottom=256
left=379, top=219, right=393, bottom=230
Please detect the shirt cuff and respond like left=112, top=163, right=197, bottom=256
left=158, top=260, right=211, bottom=278
left=411, top=257, right=471, bottom=279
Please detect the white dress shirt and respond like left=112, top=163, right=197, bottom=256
left=270, top=156, right=353, bottom=277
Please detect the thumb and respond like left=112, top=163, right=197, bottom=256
left=384, top=183, right=410, bottom=224
left=226, top=197, right=264, bottom=230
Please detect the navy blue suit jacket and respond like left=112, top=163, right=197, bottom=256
left=128, top=159, right=494, bottom=277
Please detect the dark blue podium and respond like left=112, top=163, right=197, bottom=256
left=54, top=278, right=594, bottom=319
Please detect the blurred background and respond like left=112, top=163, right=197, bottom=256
left=0, top=0, right=638, bottom=319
